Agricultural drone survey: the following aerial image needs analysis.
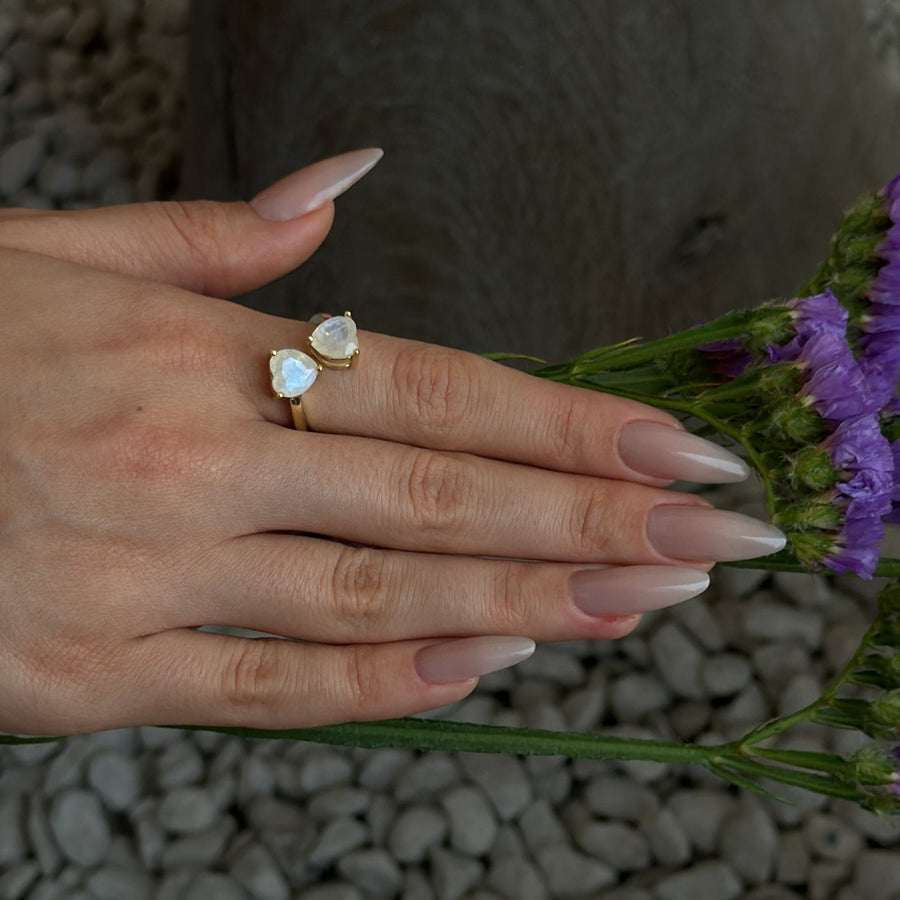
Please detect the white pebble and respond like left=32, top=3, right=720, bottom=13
left=337, top=847, right=403, bottom=898
left=654, top=860, right=743, bottom=900
left=458, top=753, right=532, bottom=822
left=387, top=805, right=447, bottom=864
left=649, top=621, right=705, bottom=699
left=49, top=789, right=110, bottom=867
left=87, top=751, right=141, bottom=811
left=156, top=786, right=217, bottom=834
left=536, top=843, right=617, bottom=897
left=439, top=785, right=498, bottom=857
left=718, top=800, right=779, bottom=884
left=229, top=842, right=290, bottom=900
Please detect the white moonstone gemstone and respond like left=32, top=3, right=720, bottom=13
left=310, top=315, right=358, bottom=360
left=270, top=349, right=318, bottom=398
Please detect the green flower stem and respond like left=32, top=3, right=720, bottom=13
left=718, top=754, right=862, bottom=801
left=726, top=553, right=900, bottom=578
left=176, top=719, right=714, bottom=765
left=742, top=746, right=851, bottom=777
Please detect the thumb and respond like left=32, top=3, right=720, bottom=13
left=0, top=148, right=382, bottom=298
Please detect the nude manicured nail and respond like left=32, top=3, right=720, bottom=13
left=250, top=148, right=383, bottom=221
left=647, top=506, right=786, bottom=562
left=415, top=636, right=536, bottom=684
left=570, top=565, right=710, bottom=617
left=618, top=421, right=750, bottom=483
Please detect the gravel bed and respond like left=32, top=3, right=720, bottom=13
left=2, top=2, right=900, bottom=898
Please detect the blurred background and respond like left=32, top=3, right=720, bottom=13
left=1, top=2, right=900, bottom=899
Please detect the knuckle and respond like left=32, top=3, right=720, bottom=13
left=491, top=562, right=533, bottom=634
left=404, top=450, right=470, bottom=537
left=223, top=639, right=291, bottom=714
left=568, top=485, right=611, bottom=556
left=392, top=344, right=474, bottom=436
left=337, top=646, right=386, bottom=720
left=330, top=547, right=392, bottom=633
left=546, top=393, right=589, bottom=466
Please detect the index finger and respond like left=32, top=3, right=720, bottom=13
left=254, top=324, right=748, bottom=486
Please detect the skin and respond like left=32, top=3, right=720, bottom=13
left=0, top=199, right=712, bottom=735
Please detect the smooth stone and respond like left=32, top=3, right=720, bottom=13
left=310, top=315, right=358, bottom=360
left=87, top=751, right=141, bottom=811
left=229, top=842, right=290, bottom=900
left=575, top=821, right=651, bottom=873
left=49, top=789, right=111, bottom=867
left=0, top=860, right=39, bottom=900
left=457, top=753, right=533, bottom=822
left=718, top=800, right=779, bottom=884
left=308, top=818, right=369, bottom=869
left=439, top=785, right=498, bottom=857
left=386, top=805, right=447, bottom=864
left=270, top=349, right=318, bottom=398
left=85, top=865, right=154, bottom=900
left=654, top=860, right=744, bottom=900
left=536, top=843, right=617, bottom=897
left=337, top=848, right=403, bottom=898
left=486, top=857, right=549, bottom=900
left=184, top=873, right=250, bottom=900
left=157, top=786, right=217, bottom=834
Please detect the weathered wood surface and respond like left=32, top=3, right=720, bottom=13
left=184, top=1, right=900, bottom=359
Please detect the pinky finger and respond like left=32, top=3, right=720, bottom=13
left=128, top=631, right=536, bottom=730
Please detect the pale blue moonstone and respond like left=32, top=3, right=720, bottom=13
left=310, top=314, right=358, bottom=360
left=270, top=349, right=318, bottom=398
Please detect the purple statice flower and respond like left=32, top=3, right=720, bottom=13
left=769, top=290, right=848, bottom=363
left=821, top=415, right=893, bottom=578
left=824, top=416, right=894, bottom=519
left=860, top=177, right=900, bottom=407
left=825, top=514, right=884, bottom=578
left=797, top=331, right=880, bottom=423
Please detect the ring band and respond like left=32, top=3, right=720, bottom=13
left=270, top=312, right=359, bottom=430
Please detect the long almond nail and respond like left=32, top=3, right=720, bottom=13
left=250, top=148, right=383, bottom=221
left=570, top=565, right=710, bottom=617
left=647, top=506, right=786, bottom=561
left=415, top=636, right=536, bottom=684
left=618, top=421, right=750, bottom=483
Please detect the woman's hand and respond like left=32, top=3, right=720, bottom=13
left=0, top=152, right=784, bottom=735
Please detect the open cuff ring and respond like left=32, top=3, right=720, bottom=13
left=270, top=311, right=359, bottom=431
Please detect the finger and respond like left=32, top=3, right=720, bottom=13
left=256, top=328, right=749, bottom=487
left=0, top=149, right=382, bottom=298
left=245, top=428, right=781, bottom=565
left=124, top=629, right=535, bottom=730
left=187, top=534, right=707, bottom=645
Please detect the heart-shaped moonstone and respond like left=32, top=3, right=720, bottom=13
left=270, top=349, right=318, bottom=398
left=310, top=314, right=358, bottom=361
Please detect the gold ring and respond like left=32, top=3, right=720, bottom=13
left=270, top=312, right=359, bottom=430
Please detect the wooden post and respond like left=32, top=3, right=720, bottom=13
left=184, top=1, right=900, bottom=358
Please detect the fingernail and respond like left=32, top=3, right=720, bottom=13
left=647, top=506, right=786, bottom=561
left=250, top=148, right=384, bottom=221
left=415, top=636, right=536, bottom=684
left=570, top=565, right=710, bottom=617
left=618, top=421, right=750, bottom=483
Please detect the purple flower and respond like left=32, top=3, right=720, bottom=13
left=819, top=415, right=894, bottom=578
left=769, top=291, right=848, bottom=363
left=825, top=515, right=884, bottom=578
left=824, top=416, right=894, bottom=519
left=798, top=332, right=879, bottom=422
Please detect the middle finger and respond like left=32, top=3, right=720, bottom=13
left=243, top=425, right=785, bottom=566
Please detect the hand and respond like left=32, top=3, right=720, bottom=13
left=0, top=152, right=784, bottom=735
